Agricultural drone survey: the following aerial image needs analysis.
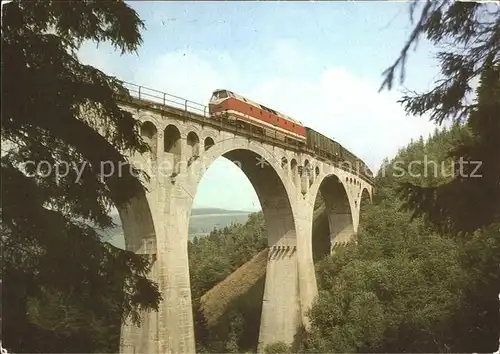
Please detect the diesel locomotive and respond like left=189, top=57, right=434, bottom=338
left=208, top=89, right=373, bottom=181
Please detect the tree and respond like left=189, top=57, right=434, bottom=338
left=1, top=1, right=161, bottom=352
left=303, top=130, right=500, bottom=353
left=305, top=192, right=465, bottom=352
left=264, top=342, right=292, bottom=354
left=401, top=64, right=500, bottom=233
left=380, top=1, right=500, bottom=234
left=188, top=212, right=267, bottom=352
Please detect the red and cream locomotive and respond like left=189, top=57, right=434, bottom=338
left=208, top=89, right=307, bottom=145
left=207, top=88, right=374, bottom=182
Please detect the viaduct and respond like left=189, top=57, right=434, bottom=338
left=116, top=83, right=374, bottom=354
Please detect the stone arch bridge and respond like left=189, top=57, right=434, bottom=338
left=117, top=83, right=374, bottom=354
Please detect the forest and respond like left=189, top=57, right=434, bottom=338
left=1, top=0, right=499, bottom=353
left=187, top=125, right=500, bottom=353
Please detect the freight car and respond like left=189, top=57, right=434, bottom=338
left=306, top=127, right=373, bottom=179
left=208, top=88, right=373, bottom=182
left=305, top=127, right=342, bottom=161
left=208, top=89, right=307, bottom=145
left=342, top=146, right=359, bottom=169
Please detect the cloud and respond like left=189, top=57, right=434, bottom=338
left=132, top=50, right=231, bottom=104
left=78, top=41, right=139, bottom=81
left=266, top=38, right=315, bottom=75
left=77, top=40, right=437, bottom=210
left=247, top=65, right=437, bottom=171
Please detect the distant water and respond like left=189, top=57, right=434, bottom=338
left=103, top=210, right=253, bottom=249
left=188, top=212, right=250, bottom=240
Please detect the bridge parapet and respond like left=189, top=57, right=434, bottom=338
left=119, top=81, right=375, bottom=187
left=115, top=81, right=377, bottom=354
left=123, top=82, right=209, bottom=117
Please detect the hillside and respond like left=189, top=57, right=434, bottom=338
left=188, top=213, right=251, bottom=239
left=200, top=248, right=268, bottom=328
left=191, top=208, right=253, bottom=216
left=198, top=201, right=329, bottom=331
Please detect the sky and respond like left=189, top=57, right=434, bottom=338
left=78, top=1, right=442, bottom=212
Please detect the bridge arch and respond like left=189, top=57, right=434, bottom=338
left=140, top=120, right=157, bottom=139
left=164, top=124, right=181, bottom=154
left=192, top=137, right=298, bottom=239
left=290, top=158, right=298, bottom=185
left=118, top=97, right=376, bottom=354
left=140, top=121, right=158, bottom=160
left=360, top=187, right=372, bottom=209
left=186, top=131, right=200, bottom=161
left=188, top=137, right=300, bottom=347
left=310, top=172, right=354, bottom=259
left=204, top=136, right=215, bottom=151
left=116, top=173, right=157, bottom=354
left=281, top=157, right=288, bottom=169
left=184, top=124, right=201, bottom=136
left=303, top=159, right=313, bottom=187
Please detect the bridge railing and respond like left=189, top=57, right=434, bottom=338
left=120, top=82, right=374, bottom=185
left=122, top=82, right=209, bottom=117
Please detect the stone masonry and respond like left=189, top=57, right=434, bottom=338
left=116, top=99, right=374, bottom=354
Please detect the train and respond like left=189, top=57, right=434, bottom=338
left=208, top=89, right=373, bottom=181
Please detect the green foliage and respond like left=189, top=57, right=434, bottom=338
left=446, top=222, right=500, bottom=352
left=1, top=1, right=160, bottom=352
left=306, top=200, right=464, bottom=352
left=303, top=128, right=500, bottom=353
left=264, top=342, right=292, bottom=354
left=381, top=1, right=500, bottom=234
left=188, top=5, right=500, bottom=349
left=188, top=127, right=499, bottom=354
left=399, top=63, right=500, bottom=233
left=381, top=1, right=499, bottom=123
left=189, top=212, right=267, bottom=300
left=189, top=212, right=267, bottom=353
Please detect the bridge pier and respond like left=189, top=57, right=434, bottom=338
left=328, top=212, right=354, bottom=250
left=116, top=105, right=373, bottom=354
left=119, top=145, right=197, bottom=354
left=294, top=202, right=318, bottom=331
left=258, top=201, right=301, bottom=352
left=120, top=259, right=159, bottom=354
left=154, top=169, right=196, bottom=354
left=118, top=192, right=160, bottom=354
